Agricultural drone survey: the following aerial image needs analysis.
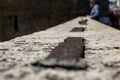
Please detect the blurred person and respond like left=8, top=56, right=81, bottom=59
left=89, top=0, right=100, bottom=20
left=109, top=4, right=119, bottom=27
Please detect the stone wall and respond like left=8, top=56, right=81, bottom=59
left=0, top=0, right=108, bottom=42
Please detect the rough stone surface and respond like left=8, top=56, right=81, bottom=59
left=0, top=17, right=120, bottom=80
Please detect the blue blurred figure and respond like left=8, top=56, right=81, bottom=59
left=89, top=0, right=100, bottom=20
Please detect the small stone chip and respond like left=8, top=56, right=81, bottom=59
left=78, top=19, right=88, bottom=25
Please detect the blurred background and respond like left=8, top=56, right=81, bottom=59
left=0, top=0, right=115, bottom=42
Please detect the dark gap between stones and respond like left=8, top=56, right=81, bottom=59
left=70, top=27, right=85, bottom=32
left=32, top=37, right=87, bottom=69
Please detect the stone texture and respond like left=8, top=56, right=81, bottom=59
left=0, top=17, right=119, bottom=80
left=32, top=59, right=88, bottom=70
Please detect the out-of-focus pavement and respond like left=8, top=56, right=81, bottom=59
left=0, top=17, right=120, bottom=80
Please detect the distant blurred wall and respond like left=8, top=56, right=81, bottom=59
left=0, top=0, right=108, bottom=41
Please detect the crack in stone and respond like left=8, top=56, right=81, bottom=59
left=103, top=61, right=120, bottom=68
